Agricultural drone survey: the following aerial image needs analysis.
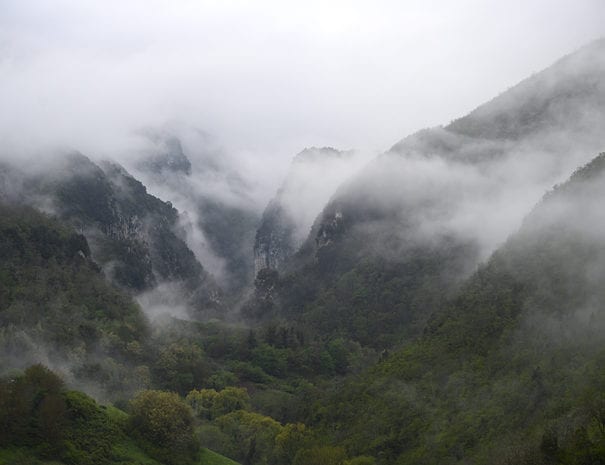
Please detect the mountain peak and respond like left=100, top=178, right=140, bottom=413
left=293, top=147, right=346, bottom=164
left=445, top=37, right=605, bottom=140
left=137, top=134, right=192, bottom=176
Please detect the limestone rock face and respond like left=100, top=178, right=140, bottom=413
left=0, top=153, right=223, bottom=318
left=131, top=131, right=261, bottom=294
left=253, top=198, right=296, bottom=274
left=135, top=136, right=192, bottom=176
left=253, top=147, right=366, bottom=276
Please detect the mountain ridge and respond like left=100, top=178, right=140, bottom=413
left=243, top=38, right=605, bottom=346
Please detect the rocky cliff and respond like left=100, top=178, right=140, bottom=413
left=253, top=147, right=366, bottom=276
left=0, top=153, right=222, bottom=319
left=130, top=131, right=261, bottom=294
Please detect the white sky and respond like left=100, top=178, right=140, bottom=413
left=0, top=0, right=604, bottom=169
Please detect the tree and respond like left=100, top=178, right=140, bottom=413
left=293, top=446, right=347, bottom=465
left=187, top=388, right=218, bottom=420
left=154, top=341, right=208, bottom=394
left=186, top=387, right=250, bottom=420
left=273, top=423, right=314, bottom=465
left=0, top=365, right=66, bottom=449
left=217, top=410, right=282, bottom=465
left=213, top=387, right=251, bottom=418
left=129, top=390, right=199, bottom=465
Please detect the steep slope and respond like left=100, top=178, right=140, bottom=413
left=446, top=38, right=605, bottom=141
left=254, top=147, right=367, bottom=275
left=313, top=152, right=605, bottom=464
left=130, top=131, right=261, bottom=295
left=0, top=203, right=151, bottom=395
left=246, top=39, right=605, bottom=346
left=0, top=153, right=222, bottom=319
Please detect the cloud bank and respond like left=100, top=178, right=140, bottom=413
left=1, top=0, right=603, bottom=167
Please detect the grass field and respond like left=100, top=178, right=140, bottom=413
left=198, top=448, right=240, bottom=465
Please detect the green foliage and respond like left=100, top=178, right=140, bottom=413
left=61, top=391, right=121, bottom=465
left=0, top=203, right=150, bottom=396
left=0, top=366, right=243, bottom=465
left=129, top=390, right=199, bottom=465
left=214, top=411, right=282, bottom=465
left=187, top=387, right=250, bottom=421
left=300, top=153, right=605, bottom=464
left=0, top=365, right=65, bottom=451
left=246, top=233, right=476, bottom=348
left=154, top=341, right=209, bottom=394
left=198, top=447, right=241, bottom=465
left=250, top=344, right=288, bottom=377
left=292, top=446, right=347, bottom=465
left=0, top=365, right=124, bottom=465
left=345, top=456, right=376, bottom=465
left=187, top=389, right=219, bottom=420
left=274, top=423, right=314, bottom=465
left=0, top=448, right=45, bottom=465
left=7, top=147, right=605, bottom=465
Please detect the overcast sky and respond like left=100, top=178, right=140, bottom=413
left=0, top=0, right=604, bottom=170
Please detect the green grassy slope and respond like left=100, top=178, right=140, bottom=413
left=198, top=448, right=240, bottom=465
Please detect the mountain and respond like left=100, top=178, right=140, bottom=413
left=242, top=39, right=605, bottom=346
left=310, top=151, right=605, bottom=464
left=136, top=133, right=193, bottom=175
left=0, top=202, right=152, bottom=397
left=254, top=147, right=366, bottom=276
left=0, top=153, right=222, bottom=319
left=446, top=38, right=605, bottom=141
left=130, top=130, right=261, bottom=295
left=4, top=39, right=605, bottom=465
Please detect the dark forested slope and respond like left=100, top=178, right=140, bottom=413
left=0, top=203, right=151, bottom=396
left=243, top=39, right=605, bottom=349
left=312, top=152, right=605, bottom=464
left=0, top=153, right=222, bottom=319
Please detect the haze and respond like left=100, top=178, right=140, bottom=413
left=1, top=0, right=604, bottom=180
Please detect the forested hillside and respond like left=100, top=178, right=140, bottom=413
left=243, top=39, right=605, bottom=348
left=0, top=203, right=151, bottom=397
left=2, top=38, right=605, bottom=465
left=0, top=365, right=241, bottom=465
left=0, top=202, right=376, bottom=464
left=0, top=153, right=222, bottom=319
left=308, top=152, right=605, bottom=464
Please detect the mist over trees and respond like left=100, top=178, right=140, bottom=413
left=2, top=3, right=605, bottom=464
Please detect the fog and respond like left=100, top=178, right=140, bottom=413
left=317, top=38, right=605, bottom=271
left=268, top=147, right=372, bottom=245
left=1, top=1, right=605, bottom=316
left=3, top=3, right=605, bottom=421
left=1, top=1, right=604, bottom=167
left=120, top=125, right=261, bottom=287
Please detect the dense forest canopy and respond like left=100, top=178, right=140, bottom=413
left=2, top=25, right=605, bottom=465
